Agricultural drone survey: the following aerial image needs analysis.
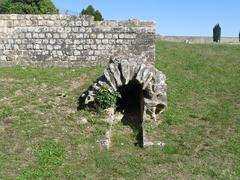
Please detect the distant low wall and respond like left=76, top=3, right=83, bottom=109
left=158, top=35, right=239, bottom=44
left=0, top=14, right=156, bottom=67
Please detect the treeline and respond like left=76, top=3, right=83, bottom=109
left=0, top=1, right=103, bottom=21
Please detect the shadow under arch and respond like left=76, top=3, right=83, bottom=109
left=116, top=80, right=144, bottom=147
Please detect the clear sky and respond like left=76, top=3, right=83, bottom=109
left=52, top=0, right=240, bottom=37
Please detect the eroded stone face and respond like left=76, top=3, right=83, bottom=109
left=80, top=56, right=167, bottom=120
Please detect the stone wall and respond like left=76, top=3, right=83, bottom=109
left=0, top=14, right=155, bottom=67
left=158, top=35, right=239, bottom=44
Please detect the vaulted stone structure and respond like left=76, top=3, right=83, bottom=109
left=80, top=56, right=167, bottom=147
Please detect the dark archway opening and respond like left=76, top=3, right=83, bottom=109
left=116, top=80, right=143, bottom=147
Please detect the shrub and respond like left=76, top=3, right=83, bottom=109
left=95, top=86, right=121, bottom=110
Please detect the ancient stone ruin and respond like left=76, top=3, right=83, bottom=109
left=0, top=14, right=166, bottom=147
left=80, top=55, right=167, bottom=147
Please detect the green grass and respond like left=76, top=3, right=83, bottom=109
left=0, top=41, right=240, bottom=179
left=17, top=140, right=64, bottom=179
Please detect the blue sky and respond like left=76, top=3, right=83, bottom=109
left=52, top=0, right=240, bottom=37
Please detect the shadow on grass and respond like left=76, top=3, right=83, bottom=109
left=121, top=112, right=143, bottom=147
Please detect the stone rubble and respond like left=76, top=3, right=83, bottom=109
left=77, top=117, right=88, bottom=125
left=100, top=107, right=115, bottom=149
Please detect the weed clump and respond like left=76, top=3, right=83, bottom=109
left=95, top=86, right=121, bottom=110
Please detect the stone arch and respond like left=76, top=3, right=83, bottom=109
left=79, top=56, right=167, bottom=121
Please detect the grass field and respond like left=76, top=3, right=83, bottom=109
left=0, top=41, right=239, bottom=179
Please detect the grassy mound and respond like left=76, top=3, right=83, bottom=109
left=0, top=41, right=239, bottom=179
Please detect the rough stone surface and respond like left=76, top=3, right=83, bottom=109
left=77, top=117, right=88, bottom=125
left=80, top=56, right=167, bottom=120
left=0, top=15, right=155, bottom=67
left=99, top=107, right=115, bottom=149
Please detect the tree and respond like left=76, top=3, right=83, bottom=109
left=0, top=0, right=11, bottom=13
left=0, top=0, right=58, bottom=14
left=239, top=32, right=240, bottom=42
left=213, top=24, right=221, bottom=43
left=81, top=5, right=103, bottom=21
left=94, top=10, right=103, bottom=21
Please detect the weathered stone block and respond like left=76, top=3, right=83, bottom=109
left=76, top=33, right=84, bottom=38
left=74, top=50, right=81, bottom=55
left=33, top=33, right=39, bottom=38
left=64, top=27, right=71, bottom=33
left=54, top=45, right=61, bottom=50
left=26, top=33, right=32, bottom=39
left=35, top=44, right=40, bottom=50
left=98, top=45, right=105, bottom=50
left=105, top=33, right=112, bottom=39
left=76, top=45, right=83, bottom=50
left=65, top=39, right=73, bottom=44
left=90, top=45, right=97, bottom=50
left=69, top=21, right=75, bottom=26
left=88, top=50, right=94, bottom=55
left=56, top=51, right=63, bottom=56
left=95, top=39, right=101, bottom=44
left=119, top=34, right=125, bottom=39
left=83, top=45, right=90, bottom=49
left=53, top=33, right=60, bottom=39
left=76, top=21, right=82, bottom=26
left=39, top=33, right=45, bottom=38
left=72, top=27, right=79, bottom=33
left=83, top=21, right=89, bottom=27
left=47, top=45, right=53, bottom=50
left=102, top=39, right=108, bottom=44
left=97, top=33, right=104, bottom=39
left=83, top=34, right=89, bottom=38
left=46, top=33, right=52, bottom=38
left=49, top=39, right=56, bottom=44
